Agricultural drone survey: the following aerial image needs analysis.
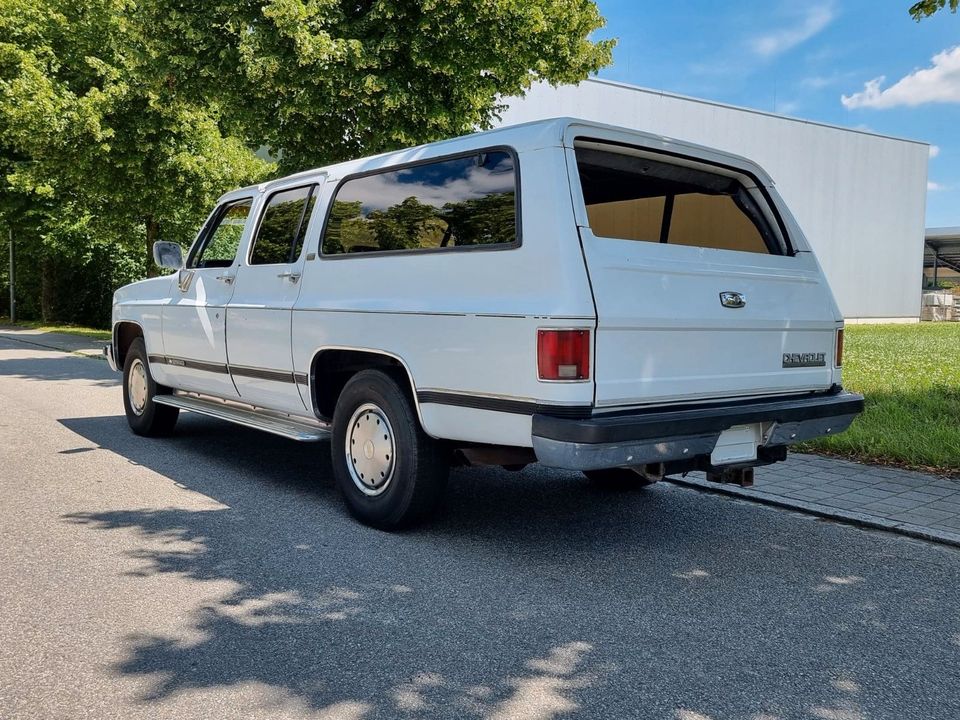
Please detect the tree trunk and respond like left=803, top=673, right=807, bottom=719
left=40, top=255, right=55, bottom=323
left=145, top=216, right=159, bottom=278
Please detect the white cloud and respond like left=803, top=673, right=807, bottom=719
left=842, top=46, right=960, bottom=109
left=750, top=5, right=835, bottom=58
left=929, top=145, right=941, bottom=158
left=928, top=181, right=944, bottom=191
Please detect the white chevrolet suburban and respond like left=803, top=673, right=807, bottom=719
left=106, top=118, right=864, bottom=529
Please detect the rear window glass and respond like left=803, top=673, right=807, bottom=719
left=575, top=143, right=782, bottom=255
left=250, top=185, right=317, bottom=265
left=321, top=150, right=518, bottom=255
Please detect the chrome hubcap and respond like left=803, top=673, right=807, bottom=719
left=128, top=358, right=148, bottom=416
left=345, top=403, right=396, bottom=496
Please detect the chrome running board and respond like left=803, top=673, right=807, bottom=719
left=154, top=394, right=331, bottom=442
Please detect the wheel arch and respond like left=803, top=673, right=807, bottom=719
left=113, top=320, right=145, bottom=370
left=308, top=346, right=428, bottom=430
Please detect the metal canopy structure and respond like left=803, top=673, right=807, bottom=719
left=925, top=228, right=960, bottom=285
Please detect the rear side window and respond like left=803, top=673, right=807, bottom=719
left=250, top=185, right=318, bottom=265
left=575, top=143, right=783, bottom=255
left=321, top=150, right=518, bottom=256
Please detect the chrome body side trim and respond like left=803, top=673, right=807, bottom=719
left=148, top=354, right=230, bottom=375
left=416, top=390, right=592, bottom=418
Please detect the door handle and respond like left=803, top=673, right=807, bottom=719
left=215, top=273, right=235, bottom=285
left=278, top=271, right=301, bottom=283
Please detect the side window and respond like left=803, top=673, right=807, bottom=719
left=189, top=199, right=253, bottom=269
left=575, top=143, right=782, bottom=255
left=249, top=185, right=318, bottom=265
left=321, top=150, right=517, bottom=255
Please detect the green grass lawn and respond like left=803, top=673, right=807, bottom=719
left=800, top=323, right=960, bottom=477
left=0, top=317, right=111, bottom=341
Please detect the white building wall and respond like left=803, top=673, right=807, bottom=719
left=498, top=79, right=929, bottom=321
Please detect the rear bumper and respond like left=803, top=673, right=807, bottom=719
left=532, top=390, right=864, bottom=471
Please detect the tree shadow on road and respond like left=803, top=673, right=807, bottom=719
left=0, top=353, right=118, bottom=386
left=58, top=413, right=960, bottom=719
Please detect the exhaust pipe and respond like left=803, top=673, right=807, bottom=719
left=636, top=462, right=665, bottom=484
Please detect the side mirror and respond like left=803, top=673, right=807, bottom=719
left=153, top=241, right=184, bottom=270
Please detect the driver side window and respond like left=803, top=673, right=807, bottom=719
left=189, top=198, right=253, bottom=269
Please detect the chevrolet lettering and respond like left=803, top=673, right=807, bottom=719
left=783, top=352, right=828, bottom=368
left=104, top=118, right=864, bottom=530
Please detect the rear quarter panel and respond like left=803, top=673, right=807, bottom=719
left=292, top=145, right=597, bottom=445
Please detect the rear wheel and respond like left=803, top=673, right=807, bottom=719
left=583, top=467, right=658, bottom=491
left=331, top=369, right=448, bottom=530
left=122, top=337, right=179, bottom=436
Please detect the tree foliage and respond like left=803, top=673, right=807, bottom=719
left=1, top=0, right=613, bottom=326
left=910, top=0, right=960, bottom=19
left=0, top=0, right=272, bottom=322
left=132, top=0, right=615, bottom=172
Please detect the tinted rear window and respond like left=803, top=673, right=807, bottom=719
left=250, top=185, right=318, bottom=265
left=322, top=150, right=518, bottom=256
left=576, top=143, right=782, bottom=255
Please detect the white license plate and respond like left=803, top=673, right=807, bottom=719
left=710, top=424, right=762, bottom=466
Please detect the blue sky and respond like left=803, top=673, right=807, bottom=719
left=591, top=1, right=959, bottom=227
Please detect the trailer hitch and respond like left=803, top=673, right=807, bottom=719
left=705, top=466, right=755, bottom=488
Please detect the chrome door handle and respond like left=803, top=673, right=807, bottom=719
left=215, top=274, right=235, bottom=284
left=278, top=271, right=301, bottom=283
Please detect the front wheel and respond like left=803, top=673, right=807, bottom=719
left=331, top=369, right=448, bottom=530
left=122, top=337, right=179, bottom=436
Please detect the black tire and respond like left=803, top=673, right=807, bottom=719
left=583, top=467, right=658, bottom=491
left=331, top=369, right=448, bottom=530
left=122, top=337, right=179, bottom=437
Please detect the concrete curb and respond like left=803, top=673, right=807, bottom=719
left=664, top=474, right=960, bottom=550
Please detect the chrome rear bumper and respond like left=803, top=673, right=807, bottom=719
left=532, top=390, right=864, bottom=471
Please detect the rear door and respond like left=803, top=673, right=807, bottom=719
left=226, top=181, right=321, bottom=413
left=566, top=130, right=841, bottom=409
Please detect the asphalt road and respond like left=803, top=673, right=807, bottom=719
left=1, top=335, right=959, bottom=720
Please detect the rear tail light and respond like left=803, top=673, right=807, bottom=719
left=538, top=329, right=590, bottom=381
left=835, top=328, right=844, bottom=368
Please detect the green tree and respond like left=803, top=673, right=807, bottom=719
left=2, top=0, right=613, bottom=325
left=0, top=0, right=269, bottom=322
left=132, top=0, right=614, bottom=172
left=910, top=0, right=959, bottom=19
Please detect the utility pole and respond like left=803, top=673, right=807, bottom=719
left=7, top=228, right=14, bottom=323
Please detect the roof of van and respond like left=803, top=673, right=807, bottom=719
left=223, top=117, right=768, bottom=200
